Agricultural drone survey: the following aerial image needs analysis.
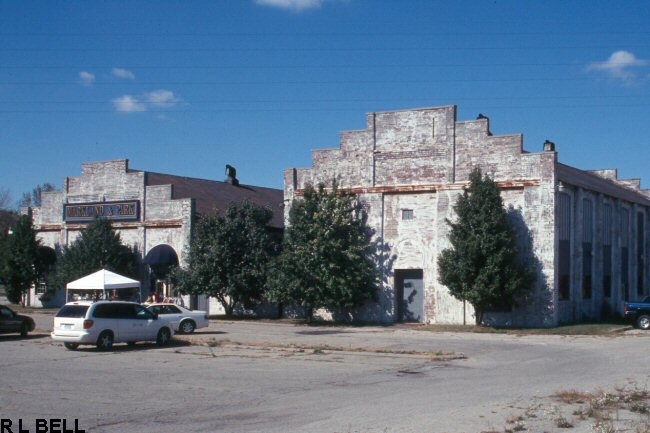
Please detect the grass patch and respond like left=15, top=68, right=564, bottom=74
left=185, top=337, right=466, bottom=360
left=414, top=322, right=631, bottom=336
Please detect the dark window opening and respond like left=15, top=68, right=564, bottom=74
left=401, top=209, right=414, bottom=220
left=603, top=245, right=612, bottom=298
left=559, top=239, right=571, bottom=300
left=621, top=248, right=629, bottom=301
left=581, top=199, right=593, bottom=299
left=582, top=243, right=592, bottom=299
left=621, top=208, right=630, bottom=301
left=582, top=275, right=592, bottom=299
left=557, top=193, right=572, bottom=301
left=637, top=213, right=645, bottom=297
left=602, top=204, right=612, bottom=299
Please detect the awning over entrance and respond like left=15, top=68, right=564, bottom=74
left=143, top=244, right=179, bottom=278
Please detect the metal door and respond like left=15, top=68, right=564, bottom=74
left=395, top=269, right=424, bottom=322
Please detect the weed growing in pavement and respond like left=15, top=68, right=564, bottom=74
left=555, top=415, right=574, bottom=428
left=592, top=420, right=615, bottom=433
left=554, top=389, right=591, bottom=404
left=503, top=420, right=526, bottom=433
left=636, top=421, right=650, bottom=433
left=631, top=402, right=650, bottom=414
left=498, top=383, right=650, bottom=433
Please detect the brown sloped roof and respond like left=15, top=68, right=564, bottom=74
left=146, top=172, right=284, bottom=229
left=556, top=163, right=650, bottom=207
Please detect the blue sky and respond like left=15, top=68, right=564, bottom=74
left=1, top=0, right=649, bottom=206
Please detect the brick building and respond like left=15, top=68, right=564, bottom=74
left=284, top=105, right=650, bottom=326
left=28, top=159, right=283, bottom=310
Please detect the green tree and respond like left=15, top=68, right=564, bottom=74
left=52, top=218, right=137, bottom=289
left=0, top=210, right=19, bottom=279
left=437, top=168, right=534, bottom=325
left=0, top=191, right=19, bottom=297
left=1, top=215, right=40, bottom=304
left=268, top=181, right=378, bottom=321
left=173, top=201, right=276, bottom=317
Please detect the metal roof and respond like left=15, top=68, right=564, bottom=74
left=146, top=172, right=284, bottom=229
left=556, top=163, right=650, bottom=207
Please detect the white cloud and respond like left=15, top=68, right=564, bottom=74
left=146, top=89, right=181, bottom=107
left=254, top=0, right=324, bottom=12
left=112, top=95, right=146, bottom=113
left=587, top=50, right=648, bottom=81
left=112, top=89, right=182, bottom=113
left=112, top=68, right=136, bottom=80
left=79, top=71, right=95, bottom=87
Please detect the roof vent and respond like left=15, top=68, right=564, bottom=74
left=225, top=164, right=239, bottom=186
left=544, top=140, right=555, bottom=152
left=476, top=113, right=492, bottom=136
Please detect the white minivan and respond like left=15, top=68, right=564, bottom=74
left=51, top=301, right=175, bottom=350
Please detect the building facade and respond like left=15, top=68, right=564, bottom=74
left=28, top=159, right=284, bottom=311
left=284, top=105, right=650, bottom=326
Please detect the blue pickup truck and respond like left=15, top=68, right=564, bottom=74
left=624, top=296, right=650, bottom=329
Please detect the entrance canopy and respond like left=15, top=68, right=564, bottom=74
left=66, top=269, right=141, bottom=302
left=143, top=244, right=179, bottom=279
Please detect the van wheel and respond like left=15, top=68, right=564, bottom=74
left=637, top=315, right=650, bottom=330
left=180, top=320, right=196, bottom=334
left=157, top=328, right=171, bottom=346
left=96, top=331, right=114, bottom=350
left=64, top=343, right=79, bottom=350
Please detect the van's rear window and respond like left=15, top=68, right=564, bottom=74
left=56, top=305, right=89, bottom=318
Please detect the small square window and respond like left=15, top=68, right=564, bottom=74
left=402, top=209, right=414, bottom=220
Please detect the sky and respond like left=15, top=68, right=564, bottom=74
left=1, top=0, right=649, bottom=207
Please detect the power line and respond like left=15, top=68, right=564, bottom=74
left=3, top=45, right=650, bottom=52
left=2, top=95, right=648, bottom=104
left=2, top=62, right=623, bottom=71
left=0, top=77, right=626, bottom=85
left=2, top=103, right=650, bottom=114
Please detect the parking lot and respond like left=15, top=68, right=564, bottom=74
left=2, top=311, right=649, bottom=433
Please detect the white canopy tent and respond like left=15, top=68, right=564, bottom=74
left=66, top=269, right=141, bottom=302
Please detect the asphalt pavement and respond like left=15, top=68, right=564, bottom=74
left=3, top=309, right=648, bottom=432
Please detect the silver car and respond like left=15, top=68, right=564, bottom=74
left=146, top=303, right=209, bottom=334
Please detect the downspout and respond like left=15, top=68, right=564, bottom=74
left=452, top=106, right=457, bottom=184
left=142, top=172, right=147, bottom=302
left=381, top=191, right=386, bottom=321
left=372, top=112, right=377, bottom=187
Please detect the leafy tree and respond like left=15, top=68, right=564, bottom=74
left=268, top=181, right=378, bottom=320
left=173, top=201, right=276, bottom=317
left=19, top=183, right=56, bottom=208
left=1, top=215, right=41, bottom=304
left=0, top=195, right=19, bottom=295
left=52, top=218, right=137, bottom=289
left=437, top=168, right=534, bottom=325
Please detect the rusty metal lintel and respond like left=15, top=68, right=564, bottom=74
left=294, top=179, right=541, bottom=196
left=34, top=220, right=184, bottom=231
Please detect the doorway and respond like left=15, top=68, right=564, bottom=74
left=395, top=269, right=424, bottom=322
